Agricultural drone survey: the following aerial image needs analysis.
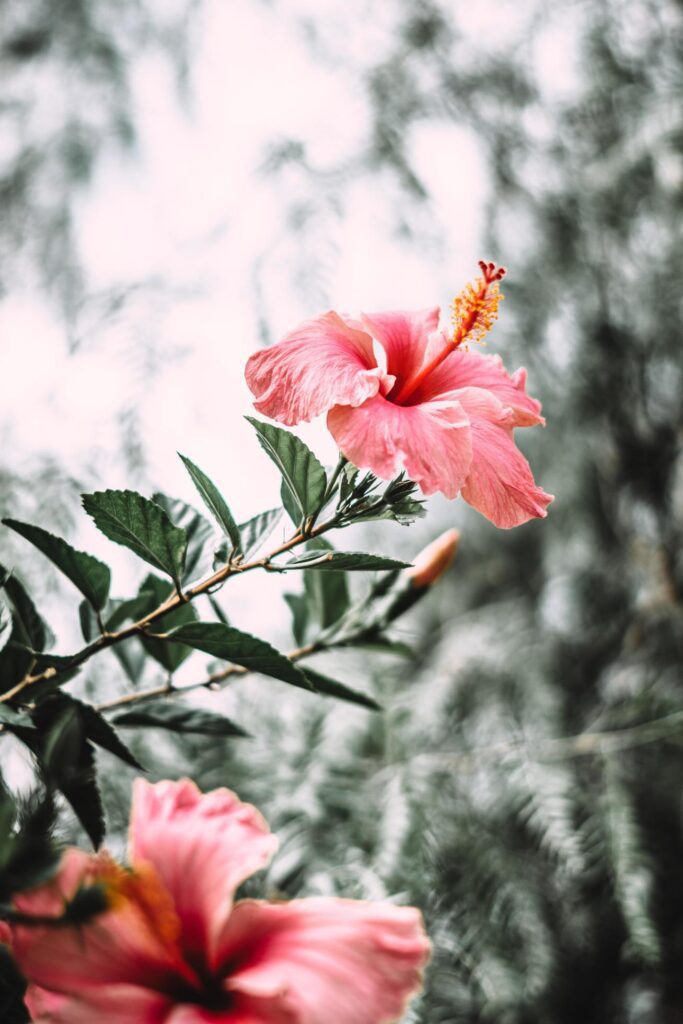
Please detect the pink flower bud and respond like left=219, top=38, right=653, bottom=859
left=407, top=528, right=460, bottom=588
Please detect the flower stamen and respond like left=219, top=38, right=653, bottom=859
left=391, top=261, right=506, bottom=404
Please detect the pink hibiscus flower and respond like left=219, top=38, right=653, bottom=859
left=246, top=262, right=553, bottom=528
left=6, top=779, right=430, bottom=1024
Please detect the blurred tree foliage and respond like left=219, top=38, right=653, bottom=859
left=212, top=1, right=683, bottom=1022
left=2, top=0, right=683, bottom=1023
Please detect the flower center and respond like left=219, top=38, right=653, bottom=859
left=389, top=260, right=506, bottom=406
left=170, top=972, right=236, bottom=1013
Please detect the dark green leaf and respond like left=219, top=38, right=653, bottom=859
left=2, top=519, right=111, bottom=611
left=0, top=564, right=52, bottom=653
left=153, top=493, right=215, bottom=583
left=0, top=595, right=11, bottom=654
left=32, top=699, right=105, bottom=848
left=238, top=508, right=284, bottom=560
left=136, top=574, right=197, bottom=673
left=280, top=478, right=302, bottom=529
left=104, top=592, right=156, bottom=632
left=58, top=695, right=143, bottom=769
left=301, top=539, right=350, bottom=631
left=285, top=551, right=410, bottom=572
left=112, top=639, right=146, bottom=685
left=178, top=455, right=241, bottom=552
left=300, top=667, right=382, bottom=710
left=81, top=490, right=187, bottom=587
left=113, top=700, right=249, bottom=737
left=246, top=417, right=327, bottom=525
left=163, top=622, right=314, bottom=691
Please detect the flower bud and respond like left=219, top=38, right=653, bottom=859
left=406, top=529, right=460, bottom=589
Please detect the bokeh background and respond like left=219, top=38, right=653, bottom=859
left=2, top=0, right=683, bottom=1020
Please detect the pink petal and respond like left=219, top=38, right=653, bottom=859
left=360, top=307, right=440, bottom=398
left=217, top=898, right=429, bottom=1024
left=245, top=313, right=384, bottom=425
left=417, top=347, right=545, bottom=426
left=166, top=997, right=294, bottom=1024
left=10, top=849, right=191, bottom=996
left=461, top=416, right=554, bottom=528
left=129, top=780, right=277, bottom=968
left=24, top=983, right=173, bottom=1024
left=327, top=393, right=472, bottom=499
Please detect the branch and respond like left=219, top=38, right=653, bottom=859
left=0, top=515, right=340, bottom=706
left=95, top=642, right=320, bottom=713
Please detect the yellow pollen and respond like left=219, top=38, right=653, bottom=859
left=450, top=276, right=504, bottom=350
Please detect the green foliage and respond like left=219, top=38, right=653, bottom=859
left=81, top=489, right=188, bottom=588
left=114, top=700, right=249, bottom=737
left=164, top=622, right=315, bottom=691
left=237, top=507, right=284, bottom=560
left=135, top=574, right=197, bottom=674
left=2, top=519, right=111, bottom=611
left=246, top=417, right=327, bottom=527
left=178, top=454, right=242, bottom=554
left=299, top=666, right=382, bottom=710
left=284, top=551, right=410, bottom=572
left=152, top=493, right=216, bottom=584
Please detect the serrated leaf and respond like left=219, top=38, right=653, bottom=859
left=300, top=667, right=382, bottom=710
left=246, top=417, right=327, bottom=525
left=285, top=551, right=410, bottom=572
left=178, top=455, right=241, bottom=552
left=113, top=700, right=249, bottom=737
left=0, top=595, right=11, bottom=654
left=136, top=574, right=197, bottom=673
left=59, top=695, right=143, bottom=770
left=153, top=493, right=215, bottom=583
left=81, top=490, right=187, bottom=587
left=33, top=700, right=105, bottom=848
left=162, top=622, right=314, bottom=691
left=238, top=508, right=284, bottom=560
left=0, top=563, right=52, bottom=653
left=2, top=519, right=111, bottom=611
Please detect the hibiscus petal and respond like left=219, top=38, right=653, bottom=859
left=360, top=307, right=440, bottom=398
left=327, top=393, right=472, bottom=499
left=10, top=849, right=190, bottom=996
left=460, top=417, right=554, bottom=528
left=245, top=313, right=383, bottom=425
left=417, top=348, right=545, bottom=426
left=218, top=898, right=430, bottom=1024
left=25, top=983, right=173, bottom=1024
left=129, top=780, right=277, bottom=969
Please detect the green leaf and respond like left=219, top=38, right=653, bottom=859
left=300, top=667, right=382, bottom=711
left=113, top=700, right=249, bottom=737
left=284, top=551, right=411, bottom=572
left=81, top=490, right=187, bottom=587
left=246, top=417, right=327, bottom=526
left=104, top=592, right=156, bottom=632
left=162, top=622, right=314, bottom=691
left=238, top=508, right=284, bottom=560
left=207, top=595, right=230, bottom=625
left=136, top=574, right=197, bottom=674
left=0, top=564, right=52, bottom=653
left=2, top=519, right=111, bottom=611
left=301, top=539, right=350, bottom=631
left=178, top=455, right=241, bottom=552
left=60, top=695, right=143, bottom=770
left=33, top=699, right=105, bottom=848
left=0, top=595, right=11, bottom=655
left=112, top=640, right=146, bottom=686
left=284, top=592, right=309, bottom=646
left=153, top=493, right=215, bottom=583
left=0, top=706, right=35, bottom=729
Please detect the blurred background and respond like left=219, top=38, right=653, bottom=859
left=2, top=0, right=683, bottom=1020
